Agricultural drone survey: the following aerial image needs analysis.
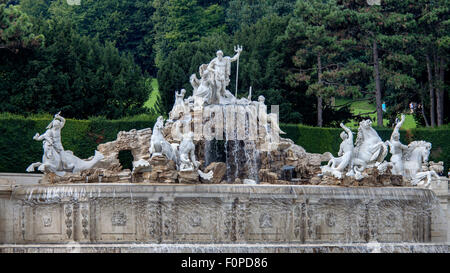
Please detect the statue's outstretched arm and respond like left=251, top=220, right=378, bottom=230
left=230, top=53, right=240, bottom=62
left=33, top=131, right=48, bottom=141
left=340, top=123, right=353, bottom=141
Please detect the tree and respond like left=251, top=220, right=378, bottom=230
left=0, top=14, right=150, bottom=119
left=152, top=0, right=226, bottom=68
left=224, top=0, right=296, bottom=33
left=285, top=0, right=362, bottom=127
left=0, top=1, right=44, bottom=52
left=21, top=0, right=158, bottom=75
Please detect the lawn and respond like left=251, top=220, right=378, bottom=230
left=144, top=78, right=160, bottom=110
left=335, top=97, right=417, bottom=129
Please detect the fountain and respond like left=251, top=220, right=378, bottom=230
left=0, top=46, right=448, bottom=253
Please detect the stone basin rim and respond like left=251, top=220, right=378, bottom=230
left=9, top=183, right=435, bottom=199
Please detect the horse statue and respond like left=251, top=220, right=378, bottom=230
left=349, top=119, right=388, bottom=178
left=403, top=141, right=441, bottom=188
left=149, top=116, right=179, bottom=167
left=26, top=113, right=104, bottom=176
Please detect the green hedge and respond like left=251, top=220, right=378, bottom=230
left=0, top=114, right=156, bottom=173
left=280, top=124, right=450, bottom=174
left=0, top=114, right=448, bottom=174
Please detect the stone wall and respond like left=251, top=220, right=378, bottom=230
left=0, top=184, right=442, bottom=245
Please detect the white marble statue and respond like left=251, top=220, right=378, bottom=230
left=384, top=114, right=409, bottom=175
left=189, top=47, right=242, bottom=106
left=149, top=116, right=179, bottom=167
left=207, top=47, right=242, bottom=104
left=169, top=89, right=189, bottom=120
left=26, top=112, right=104, bottom=176
left=254, top=95, right=285, bottom=136
left=177, top=131, right=213, bottom=180
left=178, top=132, right=200, bottom=171
left=403, top=141, right=442, bottom=188
left=321, top=123, right=354, bottom=178
left=349, top=119, right=388, bottom=178
left=190, top=64, right=214, bottom=106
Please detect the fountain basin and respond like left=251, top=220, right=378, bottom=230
left=0, top=184, right=440, bottom=247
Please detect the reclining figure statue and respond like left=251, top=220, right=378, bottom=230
left=26, top=112, right=104, bottom=176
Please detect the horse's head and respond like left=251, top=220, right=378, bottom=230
left=359, top=119, right=372, bottom=130
left=405, top=141, right=431, bottom=164
left=154, top=116, right=164, bottom=131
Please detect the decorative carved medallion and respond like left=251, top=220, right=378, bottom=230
left=326, top=212, right=336, bottom=227
left=385, top=213, right=396, bottom=228
left=42, top=215, right=52, bottom=227
left=189, top=214, right=202, bottom=227
left=259, top=212, right=273, bottom=228
left=111, top=211, right=127, bottom=227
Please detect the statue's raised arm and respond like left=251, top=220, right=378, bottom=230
left=340, top=123, right=353, bottom=141
left=392, top=114, right=405, bottom=136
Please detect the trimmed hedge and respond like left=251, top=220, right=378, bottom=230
left=280, top=124, right=450, bottom=174
left=0, top=114, right=156, bottom=173
left=0, top=114, right=448, bottom=174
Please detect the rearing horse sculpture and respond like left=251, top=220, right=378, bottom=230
left=349, top=119, right=388, bottom=177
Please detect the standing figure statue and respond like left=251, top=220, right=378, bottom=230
left=169, top=89, right=189, bottom=120
left=384, top=114, right=409, bottom=175
left=207, top=46, right=242, bottom=104
left=321, top=123, right=354, bottom=178
left=26, top=112, right=104, bottom=176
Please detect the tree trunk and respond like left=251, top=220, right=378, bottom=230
left=420, top=97, right=430, bottom=127
left=426, top=54, right=436, bottom=127
left=317, top=54, right=323, bottom=127
left=437, top=57, right=445, bottom=126
left=373, top=40, right=383, bottom=127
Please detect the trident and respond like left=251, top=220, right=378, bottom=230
left=234, top=45, right=243, bottom=97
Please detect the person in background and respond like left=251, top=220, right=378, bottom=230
left=409, top=102, right=414, bottom=113
left=382, top=102, right=386, bottom=112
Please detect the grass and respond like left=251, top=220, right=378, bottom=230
left=335, top=97, right=417, bottom=129
left=144, top=78, right=160, bottom=110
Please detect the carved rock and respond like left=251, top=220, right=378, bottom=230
left=204, top=162, right=226, bottom=184
left=178, top=170, right=199, bottom=184
left=147, top=155, right=178, bottom=183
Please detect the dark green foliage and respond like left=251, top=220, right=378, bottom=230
left=280, top=123, right=450, bottom=173
left=152, top=0, right=226, bottom=68
left=21, top=0, right=157, bottom=75
left=0, top=1, right=44, bottom=51
left=0, top=13, right=150, bottom=119
left=0, top=114, right=156, bottom=173
left=225, top=0, right=296, bottom=33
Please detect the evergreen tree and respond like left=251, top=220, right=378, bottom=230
left=152, top=0, right=226, bottom=68
left=285, top=0, right=362, bottom=127
left=0, top=14, right=150, bottom=119
left=0, top=1, right=44, bottom=52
